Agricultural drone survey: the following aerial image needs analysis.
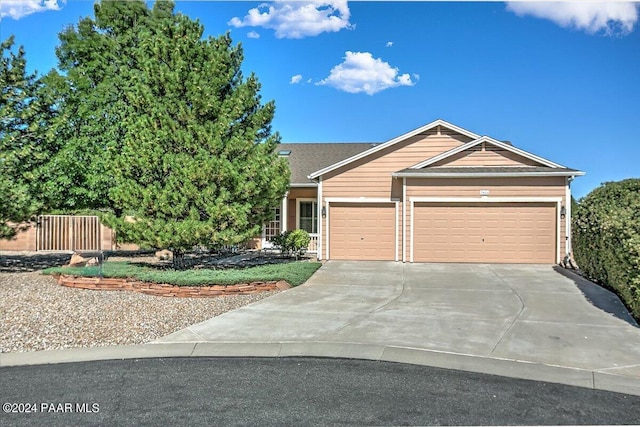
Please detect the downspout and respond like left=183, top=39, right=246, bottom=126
left=317, top=177, right=322, bottom=261
left=564, top=176, right=574, bottom=267
left=402, top=177, right=406, bottom=263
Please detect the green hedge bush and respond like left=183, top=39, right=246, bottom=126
left=572, top=178, right=640, bottom=319
left=270, top=229, right=311, bottom=259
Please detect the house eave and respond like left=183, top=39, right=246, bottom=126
left=289, top=182, right=318, bottom=188
left=392, top=171, right=586, bottom=178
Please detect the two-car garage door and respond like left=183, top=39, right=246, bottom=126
left=327, top=201, right=557, bottom=263
left=413, top=202, right=556, bottom=264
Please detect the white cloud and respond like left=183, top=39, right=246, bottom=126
left=506, top=2, right=639, bottom=35
left=386, top=41, right=394, bottom=47
left=1, top=0, right=62, bottom=20
left=228, top=0, right=353, bottom=39
left=247, top=31, right=261, bottom=39
left=290, top=74, right=303, bottom=84
left=317, top=51, right=416, bottom=96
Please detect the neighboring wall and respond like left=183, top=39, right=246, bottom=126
left=0, top=222, right=118, bottom=252
left=0, top=223, right=37, bottom=251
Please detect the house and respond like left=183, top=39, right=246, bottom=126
left=265, top=119, right=584, bottom=264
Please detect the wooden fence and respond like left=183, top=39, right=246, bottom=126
left=36, top=215, right=103, bottom=252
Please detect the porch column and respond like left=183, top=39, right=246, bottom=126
left=281, top=192, right=289, bottom=232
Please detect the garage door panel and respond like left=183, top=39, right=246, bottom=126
left=330, top=203, right=395, bottom=261
left=414, top=203, right=556, bottom=264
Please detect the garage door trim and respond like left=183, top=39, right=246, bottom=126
left=325, top=198, right=399, bottom=261
left=409, top=197, right=562, bottom=264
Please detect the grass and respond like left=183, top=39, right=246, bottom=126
left=42, top=261, right=322, bottom=287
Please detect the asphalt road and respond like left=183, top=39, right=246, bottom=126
left=1, top=357, right=639, bottom=426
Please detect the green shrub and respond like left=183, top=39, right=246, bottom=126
left=270, top=229, right=311, bottom=259
left=572, top=178, right=640, bottom=319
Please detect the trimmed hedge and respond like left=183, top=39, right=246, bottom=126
left=43, top=261, right=322, bottom=287
left=572, top=178, right=640, bottom=320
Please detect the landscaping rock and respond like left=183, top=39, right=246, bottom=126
left=155, top=249, right=172, bottom=261
left=276, top=280, right=292, bottom=290
left=68, top=252, right=89, bottom=267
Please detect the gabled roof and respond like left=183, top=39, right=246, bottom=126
left=308, top=119, right=480, bottom=180
left=392, top=166, right=585, bottom=178
left=410, top=136, right=565, bottom=169
left=278, top=143, right=376, bottom=185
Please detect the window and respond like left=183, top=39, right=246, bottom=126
left=298, top=200, right=318, bottom=234
left=264, top=207, right=281, bottom=242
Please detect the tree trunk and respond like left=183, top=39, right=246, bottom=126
left=172, top=249, right=185, bottom=270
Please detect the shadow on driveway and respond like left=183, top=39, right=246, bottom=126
left=553, top=266, right=638, bottom=327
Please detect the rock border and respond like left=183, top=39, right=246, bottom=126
left=53, top=274, right=291, bottom=298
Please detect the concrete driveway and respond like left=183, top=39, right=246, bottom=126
left=155, top=261, right=640, bottom=394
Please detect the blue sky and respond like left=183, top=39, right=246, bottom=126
left=2, top=1, right=639, bottom=198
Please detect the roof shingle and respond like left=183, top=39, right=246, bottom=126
left=278, top=143, right=376, bottom=185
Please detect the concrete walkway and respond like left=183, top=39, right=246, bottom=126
left=3, top=261, right=639, bottom=396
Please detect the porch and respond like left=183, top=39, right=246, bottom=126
left=262, top=187, right=319, bottom=254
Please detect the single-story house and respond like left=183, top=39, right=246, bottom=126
left=265, top=119, right=584, bottom=264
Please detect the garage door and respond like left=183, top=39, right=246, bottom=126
left=329, top=203, right=396, bottom=260
left=413, top=202, right=556, bottom=264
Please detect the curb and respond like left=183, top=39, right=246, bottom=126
left=2, top=342, right=639, bottom=397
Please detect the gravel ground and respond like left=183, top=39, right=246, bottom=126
left=0, top=270, right=279, bottom=353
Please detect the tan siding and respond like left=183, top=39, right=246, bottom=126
left=322, top=133, right=471, bottom=199
left=432, top=145, right=542, bottom=167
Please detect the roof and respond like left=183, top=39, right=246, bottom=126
left=393, top=166, right=585, bottom=178
left=278, top=143, right=376, bottom=185
left=308, top=119, right=480, bottom=179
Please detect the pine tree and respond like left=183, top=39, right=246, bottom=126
left=56, top=1, right=289, bottom=267
left=0, top=37, right=58, bottom=238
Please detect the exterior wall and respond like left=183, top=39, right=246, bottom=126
left=322, top=131, right=471, bottom=199
left=404, top=176, right=568, bottom=260
left=321, top=130, right=473, bottom=261
left=0, top=223, right=37, bottom=251
left=286, top=187, right=317, bottom=231
left=431, top=144, right=541, bottom=167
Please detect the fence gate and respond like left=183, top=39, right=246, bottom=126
left=37, top=215, right=101, bottom=252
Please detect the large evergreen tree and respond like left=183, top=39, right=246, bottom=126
left=55, top=0, right=289, bottom=267
left=0, top=36, right=59, bottom=238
